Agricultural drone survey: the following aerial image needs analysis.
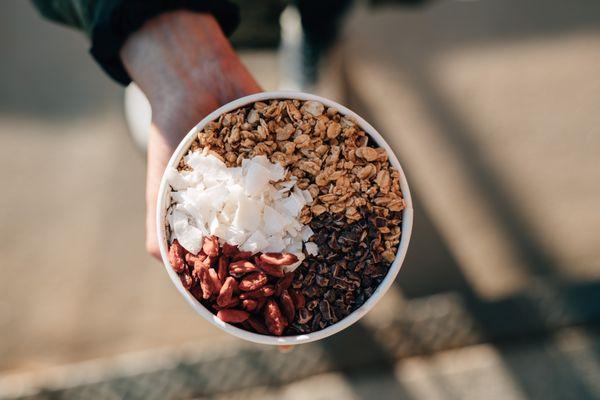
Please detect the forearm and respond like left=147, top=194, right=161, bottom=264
left=121, top=11, right=259, bottom=125
left=119, top=10, right=261, bottom=258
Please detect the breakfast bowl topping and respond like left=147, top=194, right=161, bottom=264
left=163, top=97, right=409, bottom=338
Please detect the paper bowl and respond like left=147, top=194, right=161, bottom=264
left=157, top=91, right=413, bottom=345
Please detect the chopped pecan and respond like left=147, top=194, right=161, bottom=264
left=290, top=289, right=306, bottom=309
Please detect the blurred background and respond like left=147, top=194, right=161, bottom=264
left=1, top=0, right=600, bottom=399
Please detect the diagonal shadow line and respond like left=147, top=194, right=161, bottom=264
left=407, top=72, right=597, bottom=398
left=394, top=191, right=471, bottom=298
left=337, top=51, right=600, bottom=398
left=409, top=64, right=558, bottom=278
left=320, top=321, right=417, bottom=400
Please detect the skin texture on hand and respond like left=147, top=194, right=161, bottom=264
left=121, top=10, right=262, bottom=260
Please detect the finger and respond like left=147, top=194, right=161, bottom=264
left=145, top=125, right=171, bottom=261
left=145, top=162, right=162, bottom=260
left=145, top=209, right=161, bottom=260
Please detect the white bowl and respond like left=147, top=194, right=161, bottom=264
left=157, top=91, right=413, bottom=345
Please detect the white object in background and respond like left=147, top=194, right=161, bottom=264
left=278, top=6, right=309, bottom=91
left=124, top=83, right=152, bottom=151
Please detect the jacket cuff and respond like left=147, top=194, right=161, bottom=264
left=90, top=0, right=240, bottom=86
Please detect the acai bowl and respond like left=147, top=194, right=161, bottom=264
left=157, top=91, right=413, bottom=345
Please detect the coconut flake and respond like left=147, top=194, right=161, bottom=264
left=167, top=153, right=319, bottom=268
left=166, top=167, right=193, bottom=190
left=233, top=196, right=261, bottom=231
left=300, top=189, right=313, bottom=204
left=168, top=208, right=203, bottom=254
left=301, top=226, right=315, bottom=241
left=262, top=206, right=287, bottom=235
left=277, top=194, right=304, bottom=217
left=241, top=230, right=269, bottom=253
left=267, top=161, right=286, bottom=181
left=262, top=235, right=287, bottom=253
left=178, top=225, right=203, bottom=254
left=305, top=242, right=319, bottom=256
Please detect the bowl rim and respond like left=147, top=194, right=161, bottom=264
left=157, top=91, right=414, bottom=345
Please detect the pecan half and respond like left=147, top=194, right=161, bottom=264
left=217, top=256, right=229, bottom=282
left=229, top=260, right=259, bottom=277
left=207, top=268, right=222, bottom=293
left=202, top=236, right=219, bottom=257
left=256, top=261, right=285, bottom=278
left=259, top=253, right=298, bottom=266
left=239, top=285, right=275, bottom=299
left=217, top=309, right=249, bottom=323
left=217, top=277, right=237, bottom=307
left=198, top=268, right=213, bottom=300
left=275, top=273, right=294, bottom=296
left=280, top=290, right=295, bottom=322
left=241, top=299, right=258, bottom=312
left=168, top=240, right=187, bottom=273
left=264, top=299, right=287, bottom=336
left=239, top=272, right=268, bottom=291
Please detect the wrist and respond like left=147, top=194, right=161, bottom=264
left=121, top=10, right=260, bottom=112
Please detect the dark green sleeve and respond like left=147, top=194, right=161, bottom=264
left=32, top=0, right=106, bottom=34
left=31, top=0, right=240, bottom=85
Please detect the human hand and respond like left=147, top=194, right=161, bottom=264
left=121, top=10, right=261, bottom=259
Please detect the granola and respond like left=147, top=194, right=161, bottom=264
left=190, top=100, right=405, bottom=236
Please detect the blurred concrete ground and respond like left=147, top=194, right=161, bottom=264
left=1, top=0, right=600, bottom=398
left=332, top=0, right=600, bottom=300
left=0, top=0, right=244, bottom=373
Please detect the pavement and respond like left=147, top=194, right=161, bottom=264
left=331, top=0, right=600, bottom=300
left=0, top=1, right=263, bottom=373
left=1, top=0, right=600, bottom=398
